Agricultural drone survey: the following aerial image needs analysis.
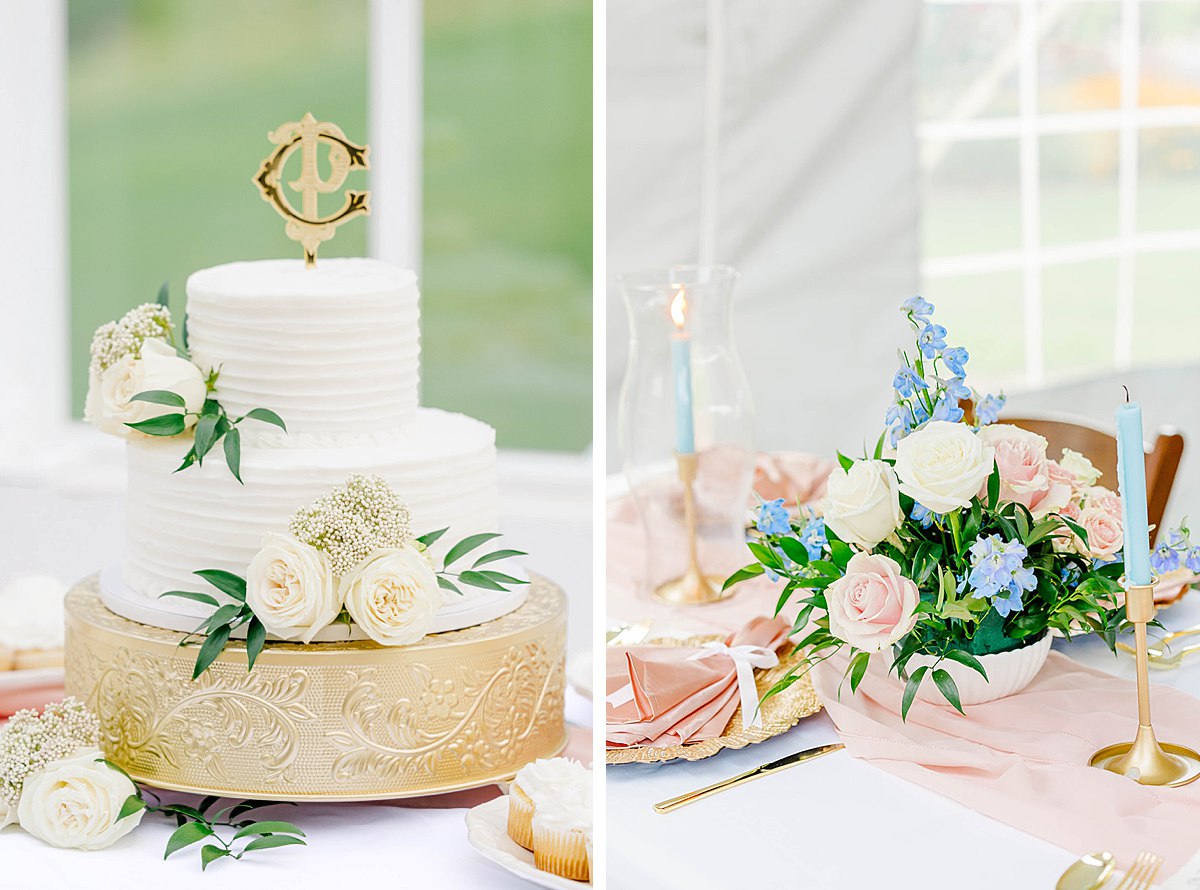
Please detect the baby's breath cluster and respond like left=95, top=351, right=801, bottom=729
left=288, top=473, right=413, bottom=575
left=89, top=303, right=173, bottom=375
left=0, top=697, right=100, bottom=806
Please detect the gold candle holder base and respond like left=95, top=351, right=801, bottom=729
left=1089, top=580, right=1200, bottom=787
left=652, top=451, right=735, bottom=606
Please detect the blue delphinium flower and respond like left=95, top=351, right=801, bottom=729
left=1151, top=542, right=1180, bottom=575
left=1092, top=552, right=1122, bottom=570
left=799, top=516, right=827, bottom=561
left=911, top=503, right=941, bottom=529
left=1187, top=546, right=1200, bottom=574
left=892, top=366, right=928, bottom=398
left=942, top=346, right=969, bottom=377
left=967, top=535, right=1036, bottom=615
left=931, top=393, right=965, bottom=423
left=756, top=498, right=791, bottom=536
left=974, top=392, right=1006, bottom=426
left=911, top=398, right=932, bottom=427
left=902, top=296, right=935, bottom=322
left=917, top=323, right=947, bottom=359
left=944, top=376, right=971, bottom=401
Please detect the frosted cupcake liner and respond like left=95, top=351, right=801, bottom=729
left=506, top=783, right=535, bottom=850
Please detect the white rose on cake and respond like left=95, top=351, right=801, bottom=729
left=246, top=533, right=339, bottom=643
left=340, top=545, right=441, bottom=646
left=0, top=796, right=15, bottom=831
left=85, top=339, right=206, bottom=438
left=17, top=748, right=142, bottom=850
left=822, top=460, right=903, bottom=549
left=894, top=421, right=995, bottom=514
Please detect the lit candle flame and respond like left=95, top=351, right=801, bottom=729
left=669, top=286, right=688, bottom=330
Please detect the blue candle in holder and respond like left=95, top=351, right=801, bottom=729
left=669, top=286, right=696, bottom=454
left=1116, top=398, right=1151, bottom=585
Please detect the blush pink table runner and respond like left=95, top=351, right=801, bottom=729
left=812, top=651, right=1200, bottom=878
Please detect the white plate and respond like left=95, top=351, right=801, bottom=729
left=465, top=796, right=589, bottom=888
left=567, top=650, right=592, bottom=700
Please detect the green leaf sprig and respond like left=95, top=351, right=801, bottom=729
left=126, top=381, right=286, bottom=484
left=417, top=528, right=529, bottom=596
left=103, top=764, right=306, bottom=872
left=162, top=570, right=266, bottom=679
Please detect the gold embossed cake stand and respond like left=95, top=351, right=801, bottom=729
left=605, top=640, right=822, bottom=764
left=65, top=574, right=567, bottom=801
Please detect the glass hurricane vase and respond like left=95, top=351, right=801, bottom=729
left=617, top=265, right=755, bottom=605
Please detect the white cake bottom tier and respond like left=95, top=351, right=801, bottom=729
left=123, top=407, right=499, bottom=604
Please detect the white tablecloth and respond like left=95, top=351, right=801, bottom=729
left=1, top=692, right=591, bottom=890
left=607, top=595, right=1200, bottom=890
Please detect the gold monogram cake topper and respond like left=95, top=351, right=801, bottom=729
left=253, top=113, right=371, bottom=268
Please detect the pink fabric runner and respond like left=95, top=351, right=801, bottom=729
left=812, top=651, right=1200, bottom=878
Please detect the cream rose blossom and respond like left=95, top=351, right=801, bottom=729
left=1075, top=507, right=1123, bottom=559
left=246, top=533, right=339, bottom=643
left=894, top=421, right=995, bottom=514
left=340, top=545, right=441, bottom=646
left=1060, top=448, right=1102, bottom=492
left=822, top=460, right=903, bottom=550
left=825, top=552, right=920, bottom=652
left=17, top=748, right=142, bottom=850
left=84, top=339, right=206, bottom=438
left=0, top=796, right=15, bottom=831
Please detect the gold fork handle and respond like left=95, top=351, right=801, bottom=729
left=652, top=743, right=844, bottom=813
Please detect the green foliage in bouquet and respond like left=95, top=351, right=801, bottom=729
left=728, top=297, right=1129, bottom=718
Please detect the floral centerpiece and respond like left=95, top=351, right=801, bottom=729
left=729, top=297, right=1128, bottom=717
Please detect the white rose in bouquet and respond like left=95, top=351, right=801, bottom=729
left=822, top=460, right=903, bottom=549
left=85, top=339, right=205, bottom=438
left=894, top=421, right=995, bottom=514
left=247, top=533, right=339, bottom=643
left=17, top=748, right=142, bottom=850
left=1059, top=448, right=1102, bottom=491
left=340, top=545, right=441, bottom=646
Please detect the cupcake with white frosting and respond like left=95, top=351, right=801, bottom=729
left=507, top=756, right=590, bottom=851
left=531, top=787, right=593, bottom=882
left=0, top=576, right=68, bottom=670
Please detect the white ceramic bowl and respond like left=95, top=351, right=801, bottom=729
left=909, top=633, right=1052, bottom=706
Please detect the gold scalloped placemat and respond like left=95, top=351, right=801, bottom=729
left=605, top=638, right=822, bottom=765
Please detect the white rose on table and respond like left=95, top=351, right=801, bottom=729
left=84, top=338, right=206, bottom=438
left=894, top=421, right=995, bottom=514
left=825, top=552, right=920, bottom=652
left=340, top=545, right=442, bottom=646
left=17, top=748, right=142, bottom=850
left=822, top=460, right=903, bottom=550
left=246, top=533, right=339, bottom=643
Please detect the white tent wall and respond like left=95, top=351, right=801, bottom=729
left=606, top=0, right=921, bottom=471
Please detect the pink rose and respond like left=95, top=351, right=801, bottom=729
left=976, top=424, right=1072, bottom=518
left=1075, top=506, right=1123, bottom=559
left=1085, top=485, right=1122, bottom=517
left=825, top=552, right=920, bottom=652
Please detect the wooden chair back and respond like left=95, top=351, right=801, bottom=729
left=1002, top=413, right=1184, bottom=542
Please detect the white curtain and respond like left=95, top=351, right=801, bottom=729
left=606, top=0, right=921, bottom=470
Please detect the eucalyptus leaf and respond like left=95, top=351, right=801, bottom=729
left=776, top=537, right=811, bottom=567
left=416, top=527, right=449, bottom=548
left=130, top=389, right=186, bottom=408
left=240, top=407, right=287, bottom=431
left=232, top=820, right=305, bottom=841
left=443, top=533, right=503, bottom=568
left=201, top=845, right=229, bottom=871
left=836, top=451, right=854, bottom=472
left=471, top=548, right=527, bottom=568
left=901, top=664, right=930, bottom=721
left=849, top=651, right=869, bottom=693
left=118, top=794, right=147, bottom=821
left=941, top=649, right=988, bottom=680
left=193, top=624, right=232, bottom=680
left=478, top=570, right=527, bottom=585
left=457, top=570, right=509, bottom=591
left=159, top=590, right=220, bottom=608
left=193, top=413, right=220, bottom=465
left=174, top=447, right=198, bottom=474
left=245, top=617, right=266, bottom=671
left=723, top=563, right=764, bottom=591
left=126, top=413, right=186, bottom=437
left=746, top=541, right=785, bottom=570
left=224, top=427, right=243, bottom=484
left=986, top=463, right=1001, bottom=510
left=242, top=834, right=307, bottom=853
left=932, top=668, right=964, bottom=714
left=437, top=576, right=463, bottom=596
left=164, top=821, right=214, bottom=859
left=194, top=569, right=247, bottom=601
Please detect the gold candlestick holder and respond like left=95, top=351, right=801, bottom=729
left=653, top=452, right=731, bottom=606
left=1089, top=581, right=1200, bottom=786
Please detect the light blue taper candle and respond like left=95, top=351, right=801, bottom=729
left=669, top=287, right=696, bottom=454
left=1115, top=399, right=1152, bottom=585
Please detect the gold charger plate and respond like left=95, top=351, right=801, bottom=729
left=605, top=638, right=822, bottom=765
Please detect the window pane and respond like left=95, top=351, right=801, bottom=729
left=422, top=1, right=592, bottom=451
left=923, top=139, right=1021, bottom=257
left=1137, top=127, right=1200, bottom=233
left=68, top=0, right=370, bottom=408
left=1039, top=2, right=1120, bottom=115
left=925, top=272, right=1025, bottom=389
left=1042, top=260, right=1117, bottom=378
left=1141, top=3, right=1200, bottom=108
left=1133, top=251, right=1200, bottom=365
left=1041, top=133, right=1118, bottom=245
left=919, top=4, right=1019, bottom=121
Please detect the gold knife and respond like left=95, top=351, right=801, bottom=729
left=652, top=742, right=845, bottom=813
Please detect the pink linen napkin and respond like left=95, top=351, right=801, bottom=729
left=606, top=616, right=790, bottom=748
left=812, top=651, right=1200, bottom=878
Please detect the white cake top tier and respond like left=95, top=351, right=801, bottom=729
left=186, top=258, right=420, bottom=441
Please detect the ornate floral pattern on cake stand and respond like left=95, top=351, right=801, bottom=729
left=65, top=574, right=567, bottom=800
